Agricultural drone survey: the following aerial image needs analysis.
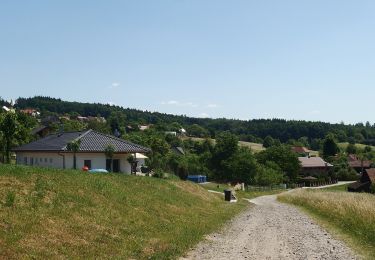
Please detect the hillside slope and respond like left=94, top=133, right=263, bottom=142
left=0, top=165, right=247, bottom=259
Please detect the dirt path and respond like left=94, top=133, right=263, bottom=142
left=182, top=194, right=357, bottom=260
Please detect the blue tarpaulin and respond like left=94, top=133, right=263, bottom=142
left=187, top=175, right=207, bottom=183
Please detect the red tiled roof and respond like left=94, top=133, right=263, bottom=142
left=299, top=157, right=333, bottom=168
left=349, top=160, right=372, bottom=168
left=20, top=109, right=37, bottom=114
left=348, top=154, right=372, bottom=168
left=291, top=146, right=310, bottom=153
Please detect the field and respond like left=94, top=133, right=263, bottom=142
left=0, top=165, right=248, bottom=259
left=338, top=142, right=375, bottom=151
left=182, top=137, right=265, bottom=153
left=238, top=141, right=265, bottom=152
left=278, top=189, right=375, bottom=259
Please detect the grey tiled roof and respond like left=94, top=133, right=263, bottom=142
left=13, top=129, right=150, bottom=153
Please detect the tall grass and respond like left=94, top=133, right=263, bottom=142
left=279, top=189, right=375, bottom=258
left=0, top=165, right=248, bottom=259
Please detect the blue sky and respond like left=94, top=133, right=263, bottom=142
left=1, top=1, right=375, bottom=124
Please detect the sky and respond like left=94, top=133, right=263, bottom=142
left=1, top=1, right=375, bottom=124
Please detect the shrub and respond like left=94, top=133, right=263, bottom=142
left=254, top=165, right=284, bottom=186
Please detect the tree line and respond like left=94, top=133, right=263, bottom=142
left=13, top=96, right=375, bottom=148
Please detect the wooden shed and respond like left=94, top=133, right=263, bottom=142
left=348, top=168, right=375, bottom=193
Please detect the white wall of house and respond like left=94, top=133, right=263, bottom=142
left=16, top=152, right=137, bottom=174
left=16, top=152, right=63, bottom=169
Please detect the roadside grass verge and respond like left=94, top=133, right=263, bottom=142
left=0, top=165, right=248, bottom=259
left=278, top=189, right=375, bottom=259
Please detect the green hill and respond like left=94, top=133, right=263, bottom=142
left=0, top=165, right=247, bottom=259
left=13, top=96, right=375, bottom=144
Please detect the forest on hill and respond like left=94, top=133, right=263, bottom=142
left=0, top=96, right=367, bottom=185
left=11, top=96, right=375, bottom=147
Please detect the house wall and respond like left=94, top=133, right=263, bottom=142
left=300, top=167, right=331, bottom=178
left=16, top=152, right=134, bottom=174
left=16, top=152, right=64, bottom=169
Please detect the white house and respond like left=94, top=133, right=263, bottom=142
left=13, top=129, right=150, bottom=173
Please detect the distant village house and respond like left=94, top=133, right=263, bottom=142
left=347, top=154, right=372, bottom=173
left=291, top=146, right=311, bottom=157
left=348, top=168, right=375, bottom=193
left=298, top=157, right=333, bottom=177
left=20, top=108, right=40, bottom=117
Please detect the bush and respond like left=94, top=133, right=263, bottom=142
left=254, top=165, right=284, bottom=186
left=152, top=169, right=167, bottom=179
left=336, top=168, right=358, bottom=181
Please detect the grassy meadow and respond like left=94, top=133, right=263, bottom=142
left=338, top=142, right=375, bottom=151
left=0, top=165, right=248, bottom=259
left=181, top=137, right=266, bottom=153
left=278, top=189, right=375, bottom=259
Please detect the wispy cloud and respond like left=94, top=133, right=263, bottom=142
left=161, top=100, right=199, bottom=108
left=207, top=103, right=219, bottom=108
left=108, top=82, right=120, bottom=89
left=310, top=110, right=320, bottom=115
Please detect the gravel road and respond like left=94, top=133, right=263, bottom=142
left=182, top=194, right=357, bottom=260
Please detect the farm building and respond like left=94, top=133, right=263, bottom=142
left=291, top=146, right=311, bottom=157
left=348, top=168, right=375, bottom=193
left=298, top=157, right=333, bottom=177
left=347, top=154, right=372, bottom=173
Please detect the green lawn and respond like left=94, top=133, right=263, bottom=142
left=321, top=183, right=350, bottom=192
left=0, top=165, right=248, bottom=259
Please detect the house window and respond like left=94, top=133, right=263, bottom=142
left=50, top=158, right=53, bottom=163
left=44, top=158, right=47, bottom=163
left=40, top=158, right=42, bottom=162
left=30, top=157, right=34, bottom=165
left=84, top=160, right=92, bottom=169
left=24, top=157, right=28, bottom=165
